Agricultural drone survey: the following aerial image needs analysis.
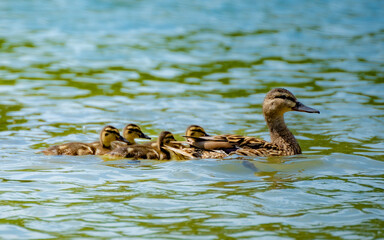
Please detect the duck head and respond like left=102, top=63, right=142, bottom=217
left=123, top=124, right=151, bottom=144
left=100, top=125, right=130, bottom=148
left=263, top=88, right=320, bottom=117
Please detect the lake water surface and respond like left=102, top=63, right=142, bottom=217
left=0, top=0, right=383, bottom=239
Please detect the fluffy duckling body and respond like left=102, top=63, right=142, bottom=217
left=43, top=142, right=94, bottom=156
left=184, top=88, right=319, bottom=157
left=43, top=125, right=129, bottom=156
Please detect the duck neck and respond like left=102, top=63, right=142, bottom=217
left=265, top=114, right=301, bottom=155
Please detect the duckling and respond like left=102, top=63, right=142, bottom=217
left=184, top=88, right=320, bottom=157
left=175, top=125, right=229, bottom=159
left=109, top=131, right=190, bottom=160
left=43, top=125, right=129, bottom=156
left=112, top=123, right=151, bottom=148
left=156, top=131, right=190, bottom=160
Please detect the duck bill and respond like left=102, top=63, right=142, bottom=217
left=117, top=135, right=131, bottom=143
left=292, top=102, right=320, bottom=114
left=140, top=133, right=151, bottom=140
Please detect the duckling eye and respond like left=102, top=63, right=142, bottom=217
left=127, top=130, right=132, bottom=134
left=105, top=133, right=109, bottom=136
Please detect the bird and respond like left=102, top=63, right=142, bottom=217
left=108, top=131, right=187, bottom=160
left=42, top=125, right=129, bottom=156
left=111, top=123, right=151, bottom=149
left=183, top=88, right=320, bottom=157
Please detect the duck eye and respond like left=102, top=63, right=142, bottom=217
left=127, top=130, right=132, bottom=134
left=105, top=133, right=109, bottom=136
left=275, top=95, right=287, bottom=100
left=276, top=95, right=295, bottom=102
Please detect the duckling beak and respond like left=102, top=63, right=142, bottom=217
left=293, top=102, right=320, bottom=114
left=140, top=133, right=151, bottom=140
left=116, top=135, right=131, bottom=143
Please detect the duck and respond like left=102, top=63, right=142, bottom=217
left=43, top=125, right=129, bottom=156
left=183, top=88, right=320, bottom=157
left=112, top=123, right=151, bottom=148
left=108, top=131, right=188, bottom=160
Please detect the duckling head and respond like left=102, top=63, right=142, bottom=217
left=123, top=124, right=151, bottom=144
left=263, top=88, right=320, bottom=118
left=158, top=131, right=177, bottom=147
left=100, top=125, right=129, bottom=148
left=183, top=125, right=209, bottom=143
left=157, top=131, right=177, bottom=160
left=185, top=125, right=209, bottom=137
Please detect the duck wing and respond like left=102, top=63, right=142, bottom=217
left=233, top=147, right=283, bottom=157
left=186, top=135, right=239, bottom=152
left=233, top=137, right=282, bottom=156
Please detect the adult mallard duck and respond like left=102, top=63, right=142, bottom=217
left=108, top=131, right=187, bottom=160
left=43, top=125, right=129, bottom=156
left=112, top=123, right=151, bottom=148
left=184, top=88, right=320, bottom=157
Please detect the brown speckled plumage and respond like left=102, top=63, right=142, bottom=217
left=43, top=142, right=95, bottom=156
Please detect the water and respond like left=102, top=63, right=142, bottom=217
left=1, top=0, right=383, bottom=239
